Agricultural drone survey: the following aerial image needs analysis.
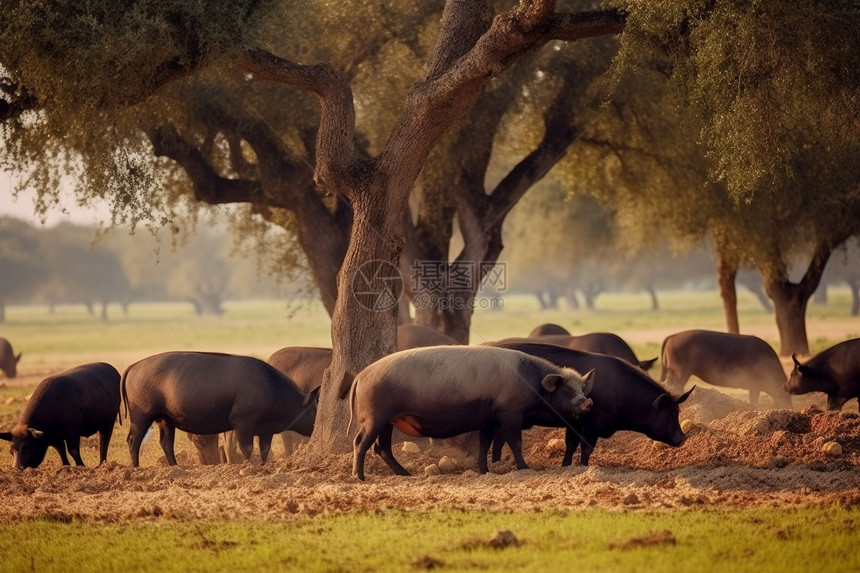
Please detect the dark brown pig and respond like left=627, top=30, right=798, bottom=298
left=0, top=337, right=21, bottom=379
left=396, top=324, right=459, bottom=350
left=348, top=345, right=594, bottom=480
left=489, top=340, right=693, bottom=466
left=786, top=338, right=860, bottom=410
left=122, top=351, right=318, bottom=467
left=528, top=323, right=571, bottom=337
left=660, top=329, right=791, bottom=408
left=0, top=362, right=121, bottom=469
left=528, top=332, right=657, bottom=371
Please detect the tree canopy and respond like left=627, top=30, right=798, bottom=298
left=2, top=1, right=858, bottom=451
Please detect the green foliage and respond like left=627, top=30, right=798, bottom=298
left=0, top=506, right=858, bottom=572
left=614, top=0, right=860, bottom=201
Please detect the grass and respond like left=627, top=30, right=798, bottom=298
left=0, top=506, right=858, bottom=573
left=1, top=288, right=856, bottom=374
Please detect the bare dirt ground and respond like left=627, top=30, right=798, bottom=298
left=1, top=386, right=859, bottom=522
left=1, top=318, right=858, bottom=522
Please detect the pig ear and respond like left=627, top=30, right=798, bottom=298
left=15, top=353, right=22, bottom=364
left=675, top=385, right=695, bottom=405
left=303, top=386, right=321, bottom=406
left=791, top=353, right=801, bottom=368
left=541, top=374, right=565, bottom=392
left=0, top=432, right=12, bottom=442
left=27, top=428, right=44, bottom=440
left=652, top=393, right=672, bottom=410
left=579, top=369, right=595, bottom=395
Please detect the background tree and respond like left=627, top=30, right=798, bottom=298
left=548, top=0, right=860, bottom=355
left=0, top=217, right=44, bottom=322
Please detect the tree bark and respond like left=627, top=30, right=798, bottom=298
left=847, top=278, right=859, bottom=316
left=312, top=183, right=407, bottom=453
left=716, top=250, right=739, bottom=334
left=762, top=243, right=832, bottom=356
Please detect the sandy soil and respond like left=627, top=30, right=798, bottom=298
left=1, top=386, right=859, bottom=522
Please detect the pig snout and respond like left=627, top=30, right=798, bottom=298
left=575, top=397, right=593, bottom=416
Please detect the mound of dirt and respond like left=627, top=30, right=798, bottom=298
left=679, top=387, right=753, bottom=424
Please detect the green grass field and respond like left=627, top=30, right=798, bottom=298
left=1, top=287, right=856, bottom=375
left=1, top=506, right=858, bottom=573
left=0, top=289, right=858, bottom=572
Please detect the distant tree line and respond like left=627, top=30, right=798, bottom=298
left=502, top=183, right=860, bottom=316
left=0, top=216, right=305, bottom=322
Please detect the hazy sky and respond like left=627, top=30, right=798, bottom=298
left=1, top=171, right=105, bottom=226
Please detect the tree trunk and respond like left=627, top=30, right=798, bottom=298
left=848, top=278, right=859, bottom=316
left=765, top=281, right=812, bottom=356
left=645, top=284, right=659, bottom=311
left=738, top=275, right=774, bottom=313
left=310, top=187, right=406, bottom=454
left=762, top=243, right=832, bottom=356
left=716, top=251, right=739, bottom=334
left=813, top=284, right=828, bottom=305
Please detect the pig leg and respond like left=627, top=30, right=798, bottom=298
left=232, top=426, right=256, bottom=461
left=748, top=389, right=760, bottom=408
left=578, top=431, right=597, bottom=466
left=496, top=416, right=528, bottom=470
left=475, top=427, right=495, bottom=474
left=258, top=434, right=273, bottom=464
left=373, top=424, right=410, bottom=476
left=221, top=431, right=242, bottom=463
left=353, top=419, right=389, bottom=480
left=662, top=368, right=690, bottom=394
left=65, top=434, right=85, bottom=466
left=126, top=415, right=154, bottom=467
left=562, top=427, right=582, bottom=467
left=490, top=429, right=505, bottom=463
left=280, top=431, right=304, bottom=457
left=156, top=421, right=178, bottom=465
left=52, top=439, right=71, bottom=465
left=98, top=423, right=114, bottom=464
left=826, top=394, right=850, bottom=411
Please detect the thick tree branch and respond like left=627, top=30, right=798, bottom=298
left=236, top=49, right=363, bottom=200
left=147, top=125, right=265, bottom=206
left=547, top=10, right=627, bottom=41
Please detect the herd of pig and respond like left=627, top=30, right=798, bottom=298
left=0, top=325, right=858, bottom=480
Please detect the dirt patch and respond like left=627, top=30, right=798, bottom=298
left=1, top=386, right=859, bottom=522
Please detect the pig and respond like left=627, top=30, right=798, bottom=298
left=528, top=323, right=571, bottom=337
left=216, top=346, right=333, bottom=463
left=348, top=345, right=594, bottom=480
left=489, top=340, right=693, bottom=466
left=396, top=324, right=460, bottom=350
left=202, top=331, right=460, bottom=465
left=660, top=329, right=792, bottom=408
left=785, top=338, right=860, bottom=411
left=122, top=351, right=318, bottom=467
left=0, top=362, right=121, bottom=469
left=0, top=337, right=22, bottom=378
left=528, top=332, right=657, bottom=371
